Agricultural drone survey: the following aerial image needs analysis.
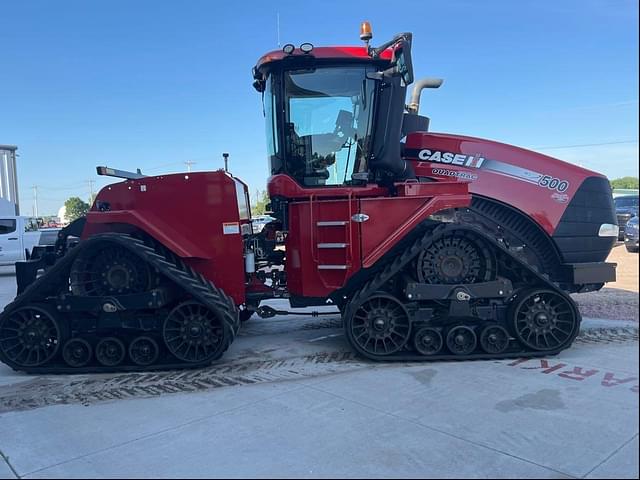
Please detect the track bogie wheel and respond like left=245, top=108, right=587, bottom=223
left=510, top=289, right=579, bottom=351
left=95, top=337, right=126, bottom=366
left=413, top=327, right=443, bottom=356
left=163, top=301, right=227, bottom=363
left=129, top=336, right=160, bottom=366
left=0, top=306, right=61, bottom=367
left=445, top=325, right=477, bottom=355
left=479, top=325, right=510, bottom=354
left=345, top=293, right=411, bottom=357
left=62, top=338, right=93, bottom=367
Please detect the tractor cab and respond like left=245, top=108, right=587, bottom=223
left=253, top=26, right=418, bottom=189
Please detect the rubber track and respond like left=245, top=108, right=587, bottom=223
left=0, top=233, right=240, bottom=374
left=343, top=222, right=582, bottom=362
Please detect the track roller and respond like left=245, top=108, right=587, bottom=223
left=62, top=338, right=93, bottom=367
left=95, top=337, right=126, bottom=367
left=479, top=325, right=510, bottom=354
left=129, top=336, right=160, bottom=366
left=413, top=327, right=443, bottom=356
left=445, top=325, right=477, bottom=355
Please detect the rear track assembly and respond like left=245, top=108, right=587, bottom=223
left=0, top=234, right=239, bottom=374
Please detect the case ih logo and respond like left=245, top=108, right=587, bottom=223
left=417, top=149, right=485, bottom=168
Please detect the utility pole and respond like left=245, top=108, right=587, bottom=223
left=87, top=179, right=95, bottom=201
left=223, top=152, right=229, bottom=172
left=31, top=185, right=39, bottom=217
left=184, top=160, right=196, bottom=172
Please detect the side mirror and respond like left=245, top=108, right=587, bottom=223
left=393, top=39, right=414, bottom=86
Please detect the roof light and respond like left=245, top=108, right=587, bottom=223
left=360, top=21, right=373, bottom=42
left=300, top=42, right=314, bottom=54
left=282, top=43, right=295, bottom=55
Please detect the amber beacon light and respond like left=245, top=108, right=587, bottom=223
left=360, top=21, right=373, bottom=43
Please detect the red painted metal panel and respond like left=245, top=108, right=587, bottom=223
left=404, top=132, right=607, bottom=235
left=82, top=171, right=247, bottom=304
left=268, top=174, right=387, bottom=200
left=359, top=193, right=471, bottom=268
left=287, top=198, right=360, bottom=297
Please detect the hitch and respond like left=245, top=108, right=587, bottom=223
left=255, top=305, right=336, bottom=319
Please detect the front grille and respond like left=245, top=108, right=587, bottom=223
left=553, top=176, right=617, bottom=263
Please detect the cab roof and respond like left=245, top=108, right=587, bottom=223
left=255, top=46, right=393, bottom=72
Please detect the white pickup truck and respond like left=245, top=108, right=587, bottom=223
left=0, top=216, right=59, bottom=267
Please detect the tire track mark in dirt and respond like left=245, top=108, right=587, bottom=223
left=0, top=326, right=636, bottom=413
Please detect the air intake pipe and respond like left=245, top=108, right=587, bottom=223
left=406, top=78, right=444, bottom=114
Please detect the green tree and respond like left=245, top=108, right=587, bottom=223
left=251, top=190, right=270, bottom=216
left=610, top=177, right=639, bottom=190
left=64, top=196, right=90, bottom=222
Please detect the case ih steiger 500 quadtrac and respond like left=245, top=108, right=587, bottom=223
left=0, top=24, right=618, bottom=373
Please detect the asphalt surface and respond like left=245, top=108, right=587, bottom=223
left=0, top=268, right=638, bottom=479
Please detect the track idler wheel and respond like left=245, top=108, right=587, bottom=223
left=511, top=289, right=579, bottom=351
left=417, top=232, right=495, bottom=284
left=446, top=325, right=477, bottom=355
left=62, top=338, right=93, bottom=367
left=344, top=293, right=411, bottom=357
left=0, top=306, right=61, bottom=368
left=163, top=301, right=228, bottom=363
left=129, top=336, right=160, bottom=366
left=95, top=337, right=126, bottom=367
left=479, top=325, right=510, bottom=354
left=413, top=327, right=443, bottom=356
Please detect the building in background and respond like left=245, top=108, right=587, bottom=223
left=0, top=145, right=19, bottom=215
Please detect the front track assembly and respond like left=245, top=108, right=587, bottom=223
left=342, top=224, right=581, bottom=362
left=0, top=234, right=240, bottom=374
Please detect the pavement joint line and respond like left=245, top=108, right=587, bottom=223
left=580, top=432, right=639, bottom=479
left=305, top=382, right=579, bottom=479
left=0, top=449, right=20, bottom=479
left=19, top=383, right=311, bottom=478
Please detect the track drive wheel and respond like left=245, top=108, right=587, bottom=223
left=0, top=306, right=61, bottom=368
left=510, top=289, right=579, bottom=351
left=70, top=242, right=158, bottom=296
left=344, top=293, right=411, bottom=357
left=417, top=232, right=495, bottom=284
left=163, top=301, right=228, bottom=363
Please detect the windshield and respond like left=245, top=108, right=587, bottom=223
left=264, top=66, right=376, bottom=187
left=615, top=196, right=639, bottom=208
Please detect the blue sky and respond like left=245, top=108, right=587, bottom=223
left=1, top=0, right=638, bottom=216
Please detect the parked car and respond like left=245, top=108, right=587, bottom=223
left=624, top=216, right=639, bottom=253
left=251, top=214, right=276, bottom=233
left=0, top=216, right=60, bottom=266
left=614, top=195, right=638, bottom=240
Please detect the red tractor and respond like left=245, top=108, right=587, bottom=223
left=0, top=25, right=618, bottom=373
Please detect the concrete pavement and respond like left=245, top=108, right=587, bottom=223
left=0, top=272, right=638, bottom=478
